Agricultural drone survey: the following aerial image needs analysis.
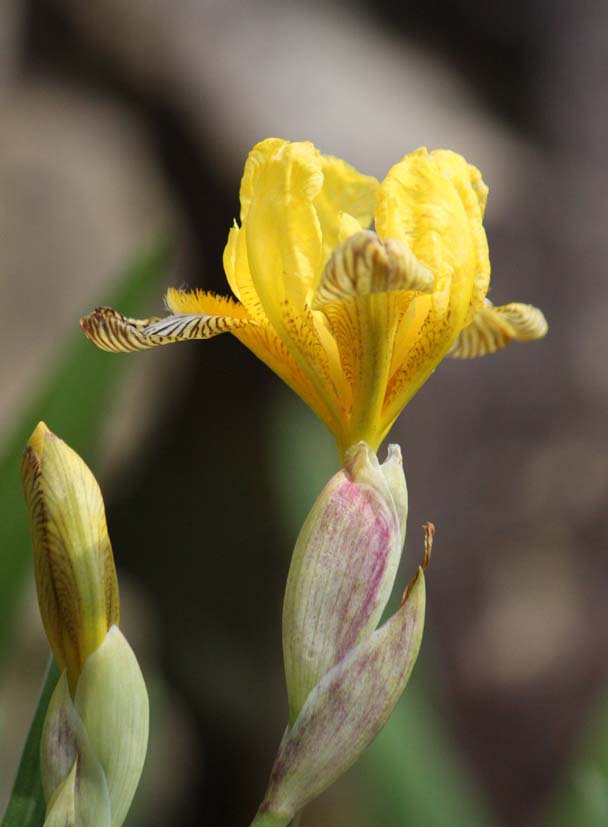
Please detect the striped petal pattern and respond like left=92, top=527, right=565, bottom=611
left=81, top=139, right=547, bottom=456
left=449, top=300, right=548, bottom=358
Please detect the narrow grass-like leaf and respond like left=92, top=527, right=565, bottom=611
left=2, top=657, right=60, bottom=827
left=0, top=239, right=171, bottom=661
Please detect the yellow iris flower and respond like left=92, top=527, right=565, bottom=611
left=81, top=139, right=546, bottom=457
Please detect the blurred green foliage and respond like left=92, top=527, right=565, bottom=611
left=544, top=697, right=608, bottom=827
left=2, top=659, right=59, bottom=827
left=355, top=673, right=492, bottom=827
left=0, top=239, right=171, bottom=662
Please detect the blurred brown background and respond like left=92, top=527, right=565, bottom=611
left=1, top=1, right=607, bottom=826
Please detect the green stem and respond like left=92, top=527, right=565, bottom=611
left=250, top=810, right=303, bottom=827
left=2, top=657, right=60, bottom=827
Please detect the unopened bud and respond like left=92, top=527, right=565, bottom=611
left=254, top=443, right=429, bottom=825
left=21, top=422, right=119, bottom=690
left=41, top=626, right=149, bottom=827
left=258, top=572, right=425, bottom=824
left=22, top=424, right=149, bottom=827
left=283, top=442, right=407, bottom=720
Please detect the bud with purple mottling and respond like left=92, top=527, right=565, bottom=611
left=251, top=442, right=430, bottom=827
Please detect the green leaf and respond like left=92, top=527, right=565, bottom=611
left=0, top=239, right=171, bottom=661
left=2, top=657, right=60, bottom=827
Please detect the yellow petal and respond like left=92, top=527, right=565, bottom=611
left=169, top=288, right=346, bottom=432
left=245, top=140, right=324, bottom=319
left=238, top=137, right=288, bottom=223
left=374, top=148, right=491, bottom=436
left=323, top=292, right=410, bottom=453
left=313, top=154, right=378, bottom=273
left=223, top=225, right=268, bottom=322
left=240, top=141, right=353, bottom=432
left=448, top=299, right=548, bottom=358
left=21, top=423, right=119, bottom=690
left=381, top=293, right=449, bottom=427
left=233, top=321, right=343, bottom=438
left=313, top=230, right=434, bottom=308
left=337, top=211, right=364, bottom=243
left=375, top=148, right=484, bottom=304
left=430, top=149, right=490, bottom=323
left=310, top=231, right=435, bottom=452
left=80, top=292, right=252, bottom=353
left=224, top=138, right=288, bottom=318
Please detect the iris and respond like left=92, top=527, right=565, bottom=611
left=82, top=139, right=546, bottom=457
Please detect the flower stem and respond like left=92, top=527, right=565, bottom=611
left=2, top=656, right=60, bottom=827
left=250, top=812, right=291, bottom=827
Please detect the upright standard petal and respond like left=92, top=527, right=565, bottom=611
left=312, top=154, right=378, bottom=275
left=245, top=140, right=324, bottom=318
left=375, top=148, right=489, bottom=436
left=224, top=137, right=287, bottom=319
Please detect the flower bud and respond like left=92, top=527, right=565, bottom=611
left=253, top=443, right=431, bottom=826
left=21, top=422, right=119, bottom=690
left=41, top=671, right=111, bottom=827
left=258, top=572, right=425, bottom=825
left=282, top=442, right=407, bottom=720
left=41, top=626, right=149, bottom=827
left=21, top=423, right=149, bottom=827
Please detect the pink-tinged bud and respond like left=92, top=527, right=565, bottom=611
left=251, top=444, right=432, bottom=827
left=258, top=570, right=425, bottom=825
left=282, top=442, right=407, bottom=721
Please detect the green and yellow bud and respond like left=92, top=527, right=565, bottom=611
left=21, top=423, right=148, bottom=827
left=41, top=627, right=149, bottom=827
left=21, top=422, right=119, bottom=690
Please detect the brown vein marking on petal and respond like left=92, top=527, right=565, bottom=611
left=80, top=306, right=251, bottom=353
left=313, top=230, right=435, bottom=309
left=448, top=300, right=548, bottom=359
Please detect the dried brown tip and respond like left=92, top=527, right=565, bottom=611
left=401, top=521, right=435, bottom=604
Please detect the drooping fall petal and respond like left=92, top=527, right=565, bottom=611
left=448, top=299, right=549, bottom=358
